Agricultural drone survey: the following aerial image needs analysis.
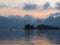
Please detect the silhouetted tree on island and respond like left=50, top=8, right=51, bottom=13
left=24, top=24, right=34, bottom=29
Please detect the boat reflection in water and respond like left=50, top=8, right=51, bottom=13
left=0, top=29, right=59, bottom=45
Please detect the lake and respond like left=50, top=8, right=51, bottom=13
left=0, top=29, right=60, bottom=45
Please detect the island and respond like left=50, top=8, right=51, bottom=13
left=24, top=24, right=60, bottom=30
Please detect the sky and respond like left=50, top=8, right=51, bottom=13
left=0, top=0, right=60, bottom=19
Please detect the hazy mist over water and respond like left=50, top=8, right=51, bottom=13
left=0, top=29, right=60, bottom=45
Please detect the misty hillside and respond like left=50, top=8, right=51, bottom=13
left=0, top=12, right=60, bottom=29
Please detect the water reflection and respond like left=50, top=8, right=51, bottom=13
left=24, top=29, right=33, bottom=45
left=0, top=29, right=60, bottom=45
left=24, top=29, right=57, bottom=45
left=24, top=29, right=33, bottom=37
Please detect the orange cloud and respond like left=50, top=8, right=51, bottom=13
left=0, top=9, right=58, bottom=19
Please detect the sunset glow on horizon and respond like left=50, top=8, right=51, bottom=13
left=0, top=0, right=60, bottom=19
left=0, top=9, right=59, bottom=19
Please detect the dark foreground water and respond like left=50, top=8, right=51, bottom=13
left=0, top=29, right=60, bottom=45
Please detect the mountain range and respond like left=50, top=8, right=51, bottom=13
left=0, top=12, right=60, bottom=29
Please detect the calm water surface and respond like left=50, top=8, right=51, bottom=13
left=0, top=29, right=60, bottom=45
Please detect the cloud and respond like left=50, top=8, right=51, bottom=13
left=0, top=3, right=8, bottom=8
left=55, top=2, right=60, bottom=10
left=22, top=2, right=51, bottom=11
left=42, top=2, right=50, bottom=10
left=0, top=3, right=19, bottom=9
left=23, top=3, right=38, bottom=10
left=49, top=12, right=60, bottom=18
left=0, top=12, right=60, bottom=29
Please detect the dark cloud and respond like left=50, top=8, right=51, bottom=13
left=23, top=2, right=51, bottom=10
left=55, top=2, right=60, bottom=10
left=42, top=2, right=50, bottom=10
left=23, top=3, right=37, bottom=10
